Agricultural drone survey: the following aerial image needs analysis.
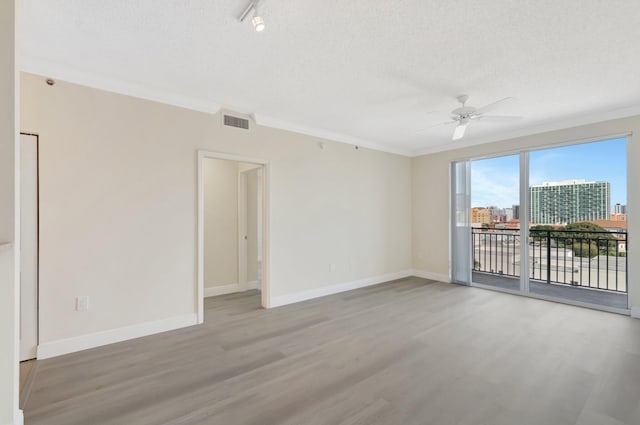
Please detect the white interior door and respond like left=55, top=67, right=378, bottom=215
left=20, top=134, right=38, bottom=361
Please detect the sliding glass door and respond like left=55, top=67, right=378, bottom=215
left=452, top=136, right=628, bottom=311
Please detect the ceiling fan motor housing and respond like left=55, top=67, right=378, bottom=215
left=452, top=106, right=476, bottom=118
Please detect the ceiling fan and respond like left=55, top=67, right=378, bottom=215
left=432, top=95, right=522, bottom=141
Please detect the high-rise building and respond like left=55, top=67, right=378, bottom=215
left=614, top=203, right=627, bottom=214
left=529, top=179, right=610, bottom=225
left=512, top=204, right=520, bottom=220
left=487, top=206, right=504, bottom=222
left=504, top=207, right=514, bottom=221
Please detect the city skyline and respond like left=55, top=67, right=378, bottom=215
left=471, top=137, right=627, bottom=209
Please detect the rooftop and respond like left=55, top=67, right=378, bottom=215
left=531, top=179, right=607, bottom=187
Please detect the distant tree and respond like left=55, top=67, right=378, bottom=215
left=572, top=242, right=599, bottom=258
left=530, top=225, right=556, bottom=243
left=564, top=222, right=607, bottom=233
left=563, top=222, right=616, bottom=248
left=531, top=225, right=555, bottom=231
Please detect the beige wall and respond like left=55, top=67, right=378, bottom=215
left=0, top=1, right=19, bottom=424
left=203, top=158, right=238, bottom=288
left=412, top=115, right=640, bottom=310
left=20, top=72, right=413, bottom=345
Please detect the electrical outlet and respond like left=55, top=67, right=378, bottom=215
left=76, top=296, right=89, bottom=311
left=330, top=263, right=336, bottom=272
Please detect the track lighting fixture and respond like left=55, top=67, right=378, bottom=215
left=239, top=1, right=266, bottom=32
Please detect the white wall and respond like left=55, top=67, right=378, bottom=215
left=412, top=115, right=640, bottom=312
left=0, top=1, right=21, bottom=424
left=203, top=158, right=239, bottom=288
left=20, top=72, right=413, bottom=351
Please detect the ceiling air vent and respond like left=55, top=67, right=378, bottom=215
left=223, top=114, right=250, bottom=130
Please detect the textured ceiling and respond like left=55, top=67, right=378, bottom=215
left=19, top=0, right=640, bottom=155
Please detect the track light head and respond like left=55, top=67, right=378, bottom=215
left=239, top=1, right=266, bottom=32
left=252, top=14, right=265, bottom=32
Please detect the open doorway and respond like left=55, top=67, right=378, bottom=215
left=197, top=151, right=269, bottom=323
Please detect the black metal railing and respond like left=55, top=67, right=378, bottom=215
left=471, top=228, right=627, bottom=293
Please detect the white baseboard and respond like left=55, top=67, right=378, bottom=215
left=8, top=411, right=23, bottom=425
left=411, top=269, right=450, bottom=283
left=269, top=269, right=414, bottom=308
left=631, top=306, right=640, bottom=319
left=205, top=281, right=261, bottom=298
left=0, top=411, right=22, bottom=425
left=37, top=313, right=198, bottom=359
left=204, top=283, right=240, bottom=297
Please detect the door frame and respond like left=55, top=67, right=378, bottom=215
left=196, top=150, right=270, bottom=323
left=19, top=132, right=39, bottom=360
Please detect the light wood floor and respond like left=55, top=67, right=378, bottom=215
left=20, top=360, right=35, bottom=391
left=20, top=359, right=37, bottom=408
left=23, top=277, right=640, bottom=425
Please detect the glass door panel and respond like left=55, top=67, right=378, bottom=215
left=451, top=161, right=472, bottom=285
left=528, top=138, right=628, bottom=309
left=470, top=155, right=521, bottom=291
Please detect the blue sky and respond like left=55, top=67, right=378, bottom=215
left=471, top=137, right=627, bottom=208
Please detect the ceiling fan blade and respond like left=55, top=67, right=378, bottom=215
left=452, top=122, right=469, bottom=140
left=475, top=115, right=523, bottom=121
left=474, top=97, right=516, bottom=115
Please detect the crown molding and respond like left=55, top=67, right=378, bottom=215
left=20, top=55, right=221, bottom=114
left=253, top=113, right=414, bottom=157
left=21, top=55, right=639, bottom=159
left=19, top=56, right=412, bottom=157
left=411, top=105, right=640, bottom=157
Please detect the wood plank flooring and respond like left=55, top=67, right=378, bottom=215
left=23, top=277, right=640, bottom=425
left=20, top=359, right=38, bottom=409
left=20, top=360, right=35, bottom=392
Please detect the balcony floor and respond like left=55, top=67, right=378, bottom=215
left=472, top=271, right=628, bottom=310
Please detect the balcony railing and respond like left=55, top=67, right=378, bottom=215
left=472, top=228, right=628, bottom=293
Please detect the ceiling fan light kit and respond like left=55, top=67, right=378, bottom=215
left=452, top=119, right=470, bottom=141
